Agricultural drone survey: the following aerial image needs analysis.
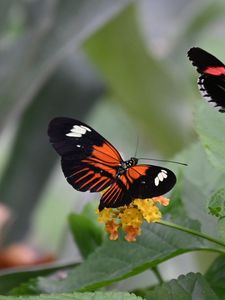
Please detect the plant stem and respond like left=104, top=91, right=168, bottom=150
left=157, top=220, right=225, bottom=248
left=152, top=266, right=163, bottom=284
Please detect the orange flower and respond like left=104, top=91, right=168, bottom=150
left=105, top=220, right=120, bottom=240
left=124, top=225, right=141, bottom=242
left=153, top=196, right=170, bottom=206
left=96, top=197, right=170, bottom=242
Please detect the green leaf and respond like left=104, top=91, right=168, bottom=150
left=85, top=4, right=185, bottom=156
left=209, top=188, right=225, bottom=217
left=195, top=102, right=225, bottom=172
left=141, top=272, right=218, bottom=300
left=180, top=142, right=224, bottom=236
left=14, top=221, right=224, bottom=295
left=0, top=292, right=144, bottom=300
left=205, top=255, right=225, bottom=299
left=68, top=212, right=104, bottom=259
left=0, top=262, right=77, bottom=294
left=218, top=217, right=225, bottom=243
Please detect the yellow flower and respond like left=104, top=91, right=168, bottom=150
left=119, top=207, right=143, bottom=228
left=96, top=197, right=169, bottom=242
left=133, top=199, right=161, bottom=223
left=97, top=208, right=114, bottom=223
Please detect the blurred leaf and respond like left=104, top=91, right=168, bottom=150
left=13, top=221, right=224, bottom=294
left=0, top=261, right=76, bottom=294
left=160, top=170, right=187, bottom=218
left=218, top=218, right=225, bottom=244
left=141, top=272, right=218, bottom=300
left=85, top=4, right=185, bottom=156
left=2, top=292, right=144, bottom=300
left=0, top=0, right=131, bottom=130
left=205, top=255, right=225, bottom=299
left=195, top=102, right=225, bottom=173
left=174, top=1, right=225, bottom=53
left=209, top=188, right=225, bottom=218
left=180, top=142, right=224, bottom=236
left=0, top=54, right=103, bottom=244
left=68, top=212, right=104, bottom=259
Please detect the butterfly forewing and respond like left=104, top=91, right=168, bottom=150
left=48, top=118, right=123, bottom=192
left=188, top=47, right=225, bottom=112
left=188, top=47, right=225, bottom=74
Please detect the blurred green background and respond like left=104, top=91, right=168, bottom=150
left=0, top=0, right=224, bottom=283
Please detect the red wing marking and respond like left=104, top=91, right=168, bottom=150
left=68, top=167, right=89, bottom=178
left=116, top=165, right=149, bottom=191
left=119, top=175, right=129, bottom=189
left=74, top=170, right=94, bottom=183
left=101, top=182, right=123, bottom=204
left=81, top=141, right=122, bottom=179
left=93, top=142, right=122, bottom=162
left=205, top=66, right=225, bottom=76
left=81, top=159, right=118, bottom=177
left=126, top=165, right=149, bottom=182
left=79, top=176, right=111, bottom=191
left=89, top=176, right=111, bottom=191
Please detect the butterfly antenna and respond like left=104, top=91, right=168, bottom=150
left=137, top=157, right=187, bottom=166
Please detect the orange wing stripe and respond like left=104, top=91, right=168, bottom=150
left=89, top=177, right=109, bottom=191
left=92, top=142, right=121, bottom=163
left=81, top=159, right=118, bottom=177
left=102, top=184, right=121, bottom=204
left=119, top=175, right=129, bottom=189
left=126, top=166, right=149, bottom=182
left=74, top=171, right=94, bottom=183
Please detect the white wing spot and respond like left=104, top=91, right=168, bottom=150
left=66, top=124, right=91, bottom=137
left=154, top=177, right=159, bottom=186
left=158, top=172, right=164, bottom=181
left=80, top=125, right=91, bottom=132
left=155, top=169, right=168, bottom=186
left=162, top=172, right=167, bottom=179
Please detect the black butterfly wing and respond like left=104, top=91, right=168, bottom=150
left=98, top=164, right=176, bottom=210
left=188, top=47, right=225, bottom=74
left=188, top=47, right=225, bottom=112
left=98, top=180, right=132, bottom=211
left=48, top=117, right=123, bottom=192
left=126, top=165, right=176, bottom=199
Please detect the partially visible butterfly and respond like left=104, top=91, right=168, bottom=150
left=48, top=118, right=176, bottom=210
left=188, top=47, right=225, bottom=112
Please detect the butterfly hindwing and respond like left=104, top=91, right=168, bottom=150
left=99, top=180, right=132, bottom=210
left=188, top=47, right=225, bottom=112
left=127, top=165, right=176, bottom=199
left=98, top=164, right=176, bottom=210
left=48, top=117, right=122, bottom=192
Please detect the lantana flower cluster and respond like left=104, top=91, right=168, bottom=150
left=97, top=196, right=169, bottom=242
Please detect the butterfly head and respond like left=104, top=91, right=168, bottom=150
left=118, top=157, right=138, bottom=175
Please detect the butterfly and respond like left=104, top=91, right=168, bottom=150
left=188, top=47, right=225, bottom=112
left=48, top=118, right=176, bottom=210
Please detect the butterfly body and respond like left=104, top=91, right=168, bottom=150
left=188, top=47, right=225, bottom=112
left=48, top=118, right=176, bottom=210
